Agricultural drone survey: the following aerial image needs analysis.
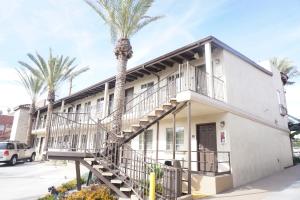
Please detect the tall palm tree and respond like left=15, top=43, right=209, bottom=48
left=84, top=0, right=162, bottom=134
left=68, top=67, right=90, bottom=95
left=16, top=68, right=44, bottom=146
left=270, top=57, right=300, bottom=85
left=19, top=50, right=77, bottom=157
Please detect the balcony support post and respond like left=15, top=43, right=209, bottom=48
left=60, top=100, right=65, bottom=112
left=205, top=42, right=214, bottom=98
left=102, top=82, right=109, bottom=118
left=75, top=160, right=82, bottom=191
left=187, top=100, right=192, bottom=194
left=156, top=121, right=159, bottom=162
left=35, top=110, right=40, bottom=130
left=172, top=113, right=176, bottom=160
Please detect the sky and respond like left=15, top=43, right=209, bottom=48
left=0, top=0, right=299, bottom=118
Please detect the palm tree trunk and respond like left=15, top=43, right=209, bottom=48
left=42, top=90, right=55, bottom=160
left=26, top=103, right=35, bottom=146
left=112, top=38, right=133, bottom=135
left=69, top=78, right=73, bottom=96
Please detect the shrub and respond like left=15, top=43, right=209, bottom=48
left=65, top=185, right=115, bottom=200
left=38, top=194, right=55, bottom=200
left=61, top=177, right=86, bottom=191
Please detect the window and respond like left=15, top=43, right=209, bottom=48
left=125, top=87, right=134, bottom=112
left=166, top=127, right=184, bottom=151
left=7, top=143, right=14, bottom=149
left=141, top=82, right=154, bottom=90
left=108, top=94, right=114, bottom=115
left=84, top=102, right=91, bottom=114
left=75, top=104, right=81, bottom=121
left=96, top=97, right=104, bottom=114
left=17, top=143, right=24, bottom=149
left=139, top=129, right=153, bottom=150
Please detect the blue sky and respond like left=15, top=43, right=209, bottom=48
left=0, top=0, right=299, bottom=117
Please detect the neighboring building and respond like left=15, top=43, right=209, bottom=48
left=0, top=115, right=14, bottom=141
left=10, top=104, right=30, bottom=143
left=30, top=36, right=292, bottom=196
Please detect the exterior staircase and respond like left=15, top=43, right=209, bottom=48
left=47, top=74, right=183, bottom=199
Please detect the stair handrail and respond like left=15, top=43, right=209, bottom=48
left=98, top=70, right=178, bottom=140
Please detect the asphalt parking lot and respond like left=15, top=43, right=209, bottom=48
left=0, top=161, right=88, bottom=200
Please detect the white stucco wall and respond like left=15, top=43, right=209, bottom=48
left=226, top=112, right=293, bottom=187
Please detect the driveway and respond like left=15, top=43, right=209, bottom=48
left=0, top=161, right=88, bottom=200
left=202, top=164, right=300, bottom=200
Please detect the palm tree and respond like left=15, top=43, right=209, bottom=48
left=68, top=67, right=90, bottom=95
left=19, top=50, right=77, bottom=157
left=270, top=57, right=300, bottom=85
left=84, top=0, right=162, bottom=133
left=16, top=68, right=44, bottom=146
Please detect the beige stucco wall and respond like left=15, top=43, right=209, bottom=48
left=226, top=112, right=293, bottom=187
left=10, top=108, right=29, bottom=142
left=130, top=112, right=231, bottom=172
left=223, top=50, right=288, bottom=129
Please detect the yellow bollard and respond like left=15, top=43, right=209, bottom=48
left=149, top=172, right=156, bottom=200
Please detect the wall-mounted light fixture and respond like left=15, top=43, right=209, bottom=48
left=220, top=121, right=225, bottom=128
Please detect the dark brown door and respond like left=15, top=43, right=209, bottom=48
left=196, top=123, right=217, bottom=172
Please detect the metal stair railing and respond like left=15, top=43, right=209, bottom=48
left=98, top=72, right=178, bottom=139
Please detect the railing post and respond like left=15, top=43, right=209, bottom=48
left=149, top=172, right=156, bottom=200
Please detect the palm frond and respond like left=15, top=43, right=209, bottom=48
left=16, top=68, right=44, bottom=103
left=270, top=57, right=299, bottom=84
left=19, top=49, right=82, bottom=101
left=85, top=0, right=162, bottom=42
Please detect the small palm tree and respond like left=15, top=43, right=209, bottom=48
left=85, top=0, right=162, bottom=133
left=270, top=57, right=300, bottom=85
left=19, top=50, right=78, bottom=156
left=68, top=67, right=90, bottom=95
left=16, top=68, right=44, bottom=146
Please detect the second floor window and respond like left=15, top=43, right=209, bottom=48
left=108, top=94, right=114, bottom=115
left=75, top=104, right=81, bottom=121
left=125, top=87, right=134, bottom=112
left=166, top=127, right=184, bottom=151
left=84, top=102, right=91, bottom=114
left=97, top=97, right=104, bottom=114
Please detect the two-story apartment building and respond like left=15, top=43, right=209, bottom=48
left=29, top=36, right=292, bottom=197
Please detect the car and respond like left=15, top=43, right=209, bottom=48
left=0, top=141, right=36, bottom=166
left=293, top=147, right=300, bottom=158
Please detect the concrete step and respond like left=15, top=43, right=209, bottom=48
left=93, top=164, right=104, bottom=169
left=139, top=118, right=149, bottom=126
left=111, top=179, right=123, bottom=184
left=162, top=103, right=173, bottom=110
left=84, top=157, right=95, bottom=162
left=102, top=172, right=114, bottom=177
left=169, top=98, right=177, bottom=105
left=131, top=124, right=141, bottom=130
left=120, top=187, right=132, bottom=192
left=154, top=108, right=164, bottom=115
left=122, top=129, right=133, bottom=134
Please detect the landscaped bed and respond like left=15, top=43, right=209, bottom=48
left=38, top=177, right=115, bottom=200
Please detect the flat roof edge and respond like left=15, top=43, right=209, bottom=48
left=211, top=37, right=273, bottom=76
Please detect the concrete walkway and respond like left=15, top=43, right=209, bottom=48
left=0, top=161, right=88, bottom=200
left=202, top=164, right=300, bottom=200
